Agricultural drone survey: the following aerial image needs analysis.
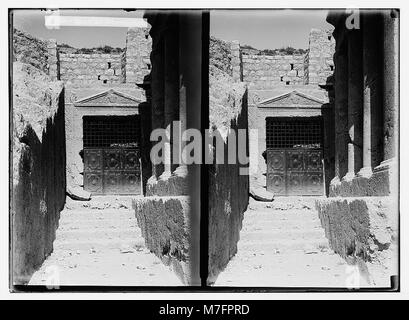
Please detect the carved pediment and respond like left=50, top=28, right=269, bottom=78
left=258, top=90, right=325, bottom=107
left=74, top=89, right=142, bottom=107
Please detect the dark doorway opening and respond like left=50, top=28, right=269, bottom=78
left=83, top=115, right=141, bottom=195
left=265, top=117, right=324, bottom=196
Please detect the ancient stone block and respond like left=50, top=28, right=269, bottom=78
left=315, top=196, right=398, bottom=286
left=133, top=196, right=191, bottom=285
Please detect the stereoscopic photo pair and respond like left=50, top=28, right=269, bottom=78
left=10, top=9, right=399, bottom=290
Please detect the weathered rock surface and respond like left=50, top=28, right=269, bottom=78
left=249, top=186, right=274, bottom=202
left=208, top=59, right=249, bottom=283
left=210, top=36, right=233, bottom=77
left=12, top=61, right=66, bottom=284
left=315, top=196, right=398, bottom=286
left=249, top=176, right=274, bottom=201
left=13, top=29, right=49, bottom=74
left=66, top=186, right=91, bottom=201
left=133, top=196, right=191, bottom=284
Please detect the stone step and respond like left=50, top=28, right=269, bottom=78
left=65, top=196, right=136, bottom=211
left=248, top=197, right=321, bottom=211
left=240, top=229, right=326, bottom=241
left=241, top=218, right=321, bottom=230
left=58, top=218, right=138, bottom=230
left=226, top=250, right=346, bottom=271
left=238, top=238, right=329, bottom=253
left=59, top=209, right=134, bottom=222
left=55, top=228, right=142, bottom=241
left=53, top=238, right=146, bottom=251
left=244, top=209, right=319, bottom=219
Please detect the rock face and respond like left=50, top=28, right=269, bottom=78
left=11, top=62, right=66, bottom=284
left=208, top=57, right=249, bottom=283
left=315, top=197, right=398, bottom=286
left=133, top=196, right=191, bottom=284
left=210, top=36, right=233, bottom=77
left=13, top=29, right=49, bottom=74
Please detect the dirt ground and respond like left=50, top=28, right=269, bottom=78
left=29, top=203, right=182, bottom=287
left=214, top=197, right=374, bottom=288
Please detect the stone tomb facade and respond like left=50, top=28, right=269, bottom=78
left=65, top=88, right=146, bottom=196
left=249, top=87, right=334, bottom=196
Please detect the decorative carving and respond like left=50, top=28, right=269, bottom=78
left=259, top=90, right=325, bottom=108
left=84, top=149, right=102, bottom=171
left=74, top=89, right=142, bottom=107
left=84, top=147, right=141, bottom=195
left=266, top=148, right=324, bottom=196
left=84, top=172, right=102, bottom=193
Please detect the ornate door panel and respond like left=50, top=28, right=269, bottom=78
left=303, top=149, right=323, bottom=195
left=84, top=149, right=103, bottom=194
left=103, top=171, right=122, bottom=194
left=103, top=149, right=122, bottom=194
left=287, top=172, right=304, bottom=195
left=84, top=148, right=141, bottom=195
left=265, top=117, right=324, bottom=196
left=83, top=116, right=141, bottom=195
left=84, top=172, right=103, bottom=194
left=121, top=149, right=141, bottom=194
left=104, top=149, right=121, bottom=171
left=266, top=150, right=285, bottom=195
left=266, top=149, right=324, bottom=196
left=304, top=172, right=323, bottom=195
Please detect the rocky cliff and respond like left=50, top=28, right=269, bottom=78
left=12, top=62, right=66, bottom=284
left=208, top=45, right=249, bottom=284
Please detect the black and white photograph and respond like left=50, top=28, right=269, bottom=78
left=207, top=9, right=399, bottom=288
left=2, top=0, right=408, bottom=305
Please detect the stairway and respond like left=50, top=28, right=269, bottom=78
left=214, top=197, right=371, bottom=288
left=29, top=197, right=181, bottom=286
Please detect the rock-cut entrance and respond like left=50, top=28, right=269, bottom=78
left=83, top=115, right=142, bottom=196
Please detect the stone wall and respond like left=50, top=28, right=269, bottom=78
left=56, top=27, right=151, bottom=86
left=208, top=71, right=249, bottom=284
left=59, top=53, right=123, bottom=85
left=242, top=54, right=305, bottom=89
left=210, top=27, right=334, bottom=89
left=47, top=39, right=59, bottom=81
left=306, top=28, right=335, bottom=85
left=11, top=62, right=66, bottom=284
left=316, top=197, right=398, bottom=286
left=124, top=27, right=151, bottom=84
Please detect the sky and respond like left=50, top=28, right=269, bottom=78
left=12, top=9, right=144, bottom=48
left=210, top=9, right=332, bottom=50
left=12, top=9, right=332, bottom=50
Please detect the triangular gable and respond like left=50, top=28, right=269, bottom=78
left=258, top=90, right=325, bottom=107
left=74, top=89, right=142, bottom=107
